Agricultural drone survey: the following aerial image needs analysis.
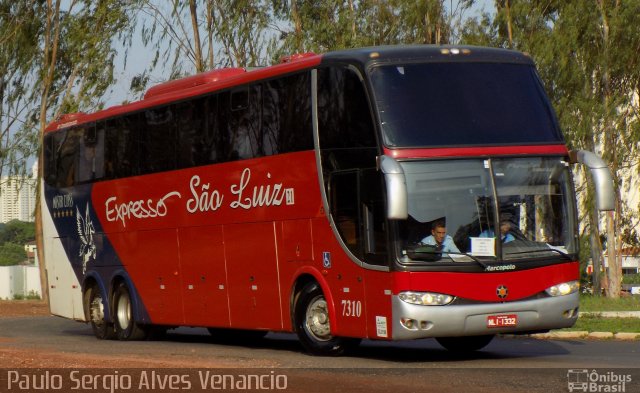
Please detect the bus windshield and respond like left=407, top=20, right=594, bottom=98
left=396, top=157, right=577, bottom=265
left=369, top=62, right=564, bottom=147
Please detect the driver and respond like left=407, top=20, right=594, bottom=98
left=420, top=220, right=460, bottom=253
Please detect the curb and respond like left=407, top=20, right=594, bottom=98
left=579, top=311, right=640, bottom=318
left=502, top=311, right=640, bottom=340
left=523, top=331, right=640, bottom=340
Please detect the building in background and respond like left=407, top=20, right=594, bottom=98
left=0, top=162, right=37, bottom=223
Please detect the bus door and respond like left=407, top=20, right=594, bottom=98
left=225, top=222, right=282, bottom=330
left=317, top=65, right=388, bottom=338
left=178, top=226, right=230, bottom=327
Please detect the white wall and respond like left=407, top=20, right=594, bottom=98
left=0, top=265, right=42, bottom=300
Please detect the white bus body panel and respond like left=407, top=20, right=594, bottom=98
left=42, top=180, right=85, bottom=321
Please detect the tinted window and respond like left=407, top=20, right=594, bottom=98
left=104, top=116, right=138, bottom=179
left=141, top=106, right=176, bottom=173
left=52, top=127, right=82, bottom=188
left=226, top=86, right=262, bottom=160
left=263, top=73, right=313, bottom=154
left=318, top=66, right=387, bottom=265
left=318, top=67, right=376, bottom=151
left=177, top=98, right=206, bottom=168
left=369, top=63, right=563, bottom=147
left=77, top=125, right=105, bottom=183
left=45, top=72, right=314, bottom=186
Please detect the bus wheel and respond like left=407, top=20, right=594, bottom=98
left=436, top=335, right=495, bottom=352
left=87, top=285, right=115, bottom=340
left=113, top=283, right=147, bottom=341
left=294, top=283, right=353, bottom=356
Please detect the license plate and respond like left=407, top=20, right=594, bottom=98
left=487, top=314, right=518, bottom=328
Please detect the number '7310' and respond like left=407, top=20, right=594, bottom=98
left=341, top=299, right=362, bottom=317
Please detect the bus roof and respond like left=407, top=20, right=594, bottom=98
left=45, top=45, right=532, bottom=133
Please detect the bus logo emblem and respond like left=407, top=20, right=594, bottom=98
left=76, top=203, right=97, bottom=274
left=323, top=252, right=331, bottom=268
left=285, top=188, right=295, bottom=205
left=496, top=285, right=508, bottom=299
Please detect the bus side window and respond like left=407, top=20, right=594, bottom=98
left=263, top=72, right=313, bottom=155
left=55, top=128, right=82, bottom=188
left=141, top=105, right=177, bottom=174
left=43, top=134, right=55, bottom=186
left=208, top=94, right=228, bottom=164
left=262, top=80, right=280, bottom=156
left=228, top=85, right=262, bottom=160
left=318, top=66, right=387, bottom=265
left=77, top=124, right=105, bottom=183
left=284, top=72, right=313, bottom=152
left=177, top=98, right=206, bottom=168
left=104, top=116, right=137, bottom=179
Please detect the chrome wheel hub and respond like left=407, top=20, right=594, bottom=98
left=116, top=291, right=131, bottom=329
left=305, top=296, right=331, bottom=341
left=90, top=294, right=104, bottom=327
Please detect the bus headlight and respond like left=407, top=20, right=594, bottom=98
left=398, top=291, right=454, bottom=306
left=545, top=280, right=579, bottom=297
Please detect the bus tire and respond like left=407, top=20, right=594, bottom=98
left=294, top=283, right=355, bottom=356
left=436, top=335, right=495, bottom=352
left=87, top=285, right=115, bottom=340
left=113, top=282, right=148, bottom=341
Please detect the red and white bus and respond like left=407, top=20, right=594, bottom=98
left=42, top=45, right=613, bottom=354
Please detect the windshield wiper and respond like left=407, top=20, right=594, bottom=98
left=505, top=248, right=573, bottom=261
left=449, top=251, right=489, bottom=269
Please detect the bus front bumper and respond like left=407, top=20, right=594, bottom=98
left=391, top=292, right=579, bottom=340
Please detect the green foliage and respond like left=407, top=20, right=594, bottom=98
left=0, top=242, right=27, bottom=266
left=622, top=274, right=640, bottom=285
left=0, top=1, right=43, bottom=178
left=13, top=290, right=41, bottom=300
left=43, top=0, right=140, bottom=116
left=0, top=220, right=35, bottom=245
left=0, top=220, right=34, bottom=266
left=270, top=0, right=472, bottom=59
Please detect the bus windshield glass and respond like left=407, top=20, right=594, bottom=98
left=369, top=62, right=563, bottom=147
left=397, top=157, right=577, bottom=265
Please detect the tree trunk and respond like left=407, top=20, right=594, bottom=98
left=189, top=0, right=204, bottom=72
left=598, top=0, right=622, bottom=298
left=605, top=211, right=621, bottom=297
left=589, top=206, right=602, bottom=295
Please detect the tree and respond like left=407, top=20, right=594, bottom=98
left=271, top=0, right=474, bottom=58
left=35, top=0, right=141, bottom=302
left=135, top=0, right=271, bottom=94
left=0, top=220, right=33, bottom=266
left=0, top=220, right=35, bottom=245
left=0, top=243, right=27, bottom=266
left=0, top=1, right=42, bottom=181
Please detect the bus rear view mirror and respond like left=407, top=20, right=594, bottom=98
left=379, top=155, right=408, bottom=219
left=569, top=150, right=615, bottom=211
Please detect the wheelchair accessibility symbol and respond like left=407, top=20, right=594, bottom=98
left=323, top=252, right=331, bottom=268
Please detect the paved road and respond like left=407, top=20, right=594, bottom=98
left=1, top=316, right=639, bottom=392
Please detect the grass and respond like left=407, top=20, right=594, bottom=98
left=562, top=315, right=640, bottom=333
left=553, top=294, right=640, bottom=334
left=578, top=293, right=640, bottom=312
